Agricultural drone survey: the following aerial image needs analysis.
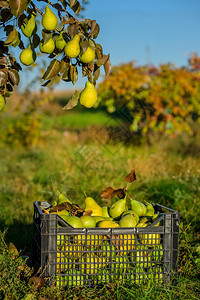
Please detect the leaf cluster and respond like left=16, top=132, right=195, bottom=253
left=0, top=0, right=111, bottom=107
left=0, top=44, right=21, bottom=97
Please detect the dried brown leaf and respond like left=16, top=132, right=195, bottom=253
left=29, top=277, right=45, bottom=290
left=101, top=186, right=115, bottom=199
left=114, top=188, right=126, bottom=199
left=125, top=169, right=136, bottom=183
left=50, top=202, right=72, bottom=213
left=83, top=210, right=92, bottom=216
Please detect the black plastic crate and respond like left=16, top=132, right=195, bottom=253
left=33, top=201, right=180, bottom=288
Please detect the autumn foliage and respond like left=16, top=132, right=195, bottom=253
left=97, top=53, right=200, bottom=135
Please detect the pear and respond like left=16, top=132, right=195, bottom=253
left=55, top=31, right=67, bottom=50
left=122, top=210, right=139, bottom=223
left=145, top=200, right=155, bottom=216
left=118, top=234, right=135, bottom=253
left=97, top=220, right=120, bottom=228
left=97, top=241, right=116, bottom=258
left=80, top=215, right=96, bottom=228
left=92, top=216, right=105, bottom=224
left=79, top=253, right=106, bottom=274
left=139, top=232, right=161, bottom=246
left=101, top=206, right=110, bottom=218
left=42, top=5, right=58, bottom=31
left=84, top=196, right=102, bottom=216
left=119, top=214, right=138, bottom=228
left=39, top=38, right=55, bottom=54
left=109, top=197, right=127, bottom=220
left=64, top=35, right=80, bottom=58
left=152, top=244, right=163, bottom=261
left=136, top=222, right=148, bottom=227
left=130, top=199, right=147, bottom=217
left=134, top=245, right=152, bottom=268
left=0, top=95, right=6, bottom=112
left=21, top=14, right=36, bottom=37
left=56, top=189, right=72, bottom=205
left=20, top=47, right=36, bottom=66
left=80, top=46, right=95, bottom=63
left=79, top=81, right=97, bottom=108
left=57, top=210, right=69, bottom=217
left=61, top=215, right=83, bottom=228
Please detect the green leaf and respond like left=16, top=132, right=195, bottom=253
left=0, top=57, right=8, bottom=67
left=60, top=59, right=70, bottom=74
left=32, top=34, right=40, bottom=48
left=67, top=24, right=79, bottom=37
left=70, top=65, right=78, bottom=85
left=0, top=69, right=8, bottom=86
left=69, top=0, right=77, bottom=8
left=0, top=1, right=9, bottom=8
left=89, top=20, right=100, bottom=39
left=42, top=30, right=52, bottom=44
left=43, top=59, right=61, bottom=81
left=95, top=44, right=103, bottom=59
left=9, top=0, right=27, bottom=18
left=1, top=8, right=13, bottom=23
left=104, top=57, right=111, bottom=78
left=93, top=65, right=100, bottom=82
left=63, top=90, right=79, bottom=110
left=71, top=2, right=81, bottom=14
left=8, top=69, right=20, bottom=86
left=95, top=54, right=109, bottom=67
left=4, top=27, right=18, bottom=46
left=42, top=76, right=61, bottom=87
left=80, top=39, right=89, bottom=55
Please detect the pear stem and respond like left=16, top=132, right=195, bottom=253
left=83, top=191, right=87, bottom=198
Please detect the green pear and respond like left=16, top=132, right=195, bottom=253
left=55, top=31, right=67, bottom=50
left=97, top=241, right=116, bottom=258
left=79, top=81, right=97, bottom=108
left=39, top=38, right=55, bottom=54
left=79, top=253, right=105, bottom=274
left=61, top=215, right=83, bottom=228
left=64, top=35, right=80, bottom=58
left=97, top=220, right=120, bottom=228
left=101, top=206, right=110, bottom=218
left=42, top=5, right=58, bottom=31
left=21, top=14, right=36, bottom=37
left=130, top=199, right=147, bottom=217
left=20, top=47, right=36, bottom=66
left=80, top=215, right=96, bottom=228
left=0, top=95, right=6, bottom=112
left=92, top=216, right=105, bottom=224
left=139, top=232, right=160, bottom=246
left=80, top=46, right=95, bottom=63
left=152, top=244, right=163, bottom=261
left=56, top=189, right=72, bottom=204
left=109, top=197, right=127, bottom=220
left=122, top=210, right=139, bottom=223
left=85, top=196, right=102, bottom=216
left=119, top=213, right=138, bottom=228
left=145, top=200, right=155, bottom=216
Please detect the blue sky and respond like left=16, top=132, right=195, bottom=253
left=18, top=0, right=200, bottom=91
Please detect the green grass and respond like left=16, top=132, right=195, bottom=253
left=0, top=110, right=200, bottom=299
left=42, top=110, right=118, bottom=130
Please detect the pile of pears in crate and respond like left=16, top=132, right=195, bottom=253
left=46, top=170, right=161, bottom=230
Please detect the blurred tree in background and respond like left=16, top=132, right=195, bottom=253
left=98, top=53, right=200, bottom=137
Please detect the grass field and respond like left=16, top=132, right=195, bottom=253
left=0, top=106, right=200, bottom=299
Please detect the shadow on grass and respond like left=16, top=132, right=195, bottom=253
left=0, top=219, right=34, bottom=254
